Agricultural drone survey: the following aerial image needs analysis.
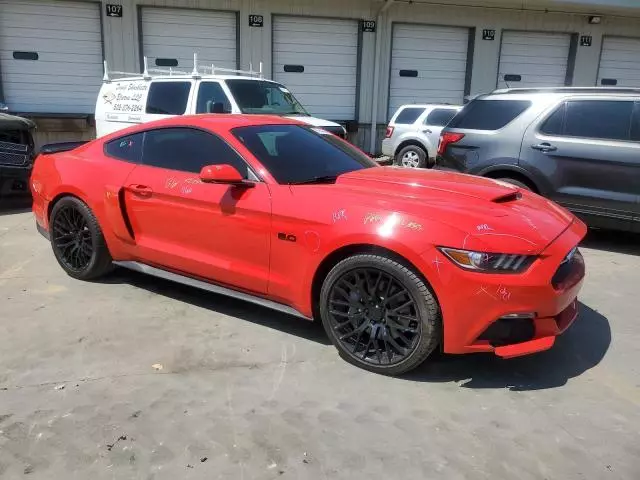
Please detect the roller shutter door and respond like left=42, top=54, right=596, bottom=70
left=273, top=16, right=358, bottom=121
left=389, top=24, right=469, bottom=119
left=597, top=37, right=640, bottom=87
left=497, top=31, right=571, bottom=88
left=140, top=7, right=237, bottom=72
left=0, top=0, right=103, bottom=114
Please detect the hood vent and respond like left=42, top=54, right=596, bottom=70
left=492, top=191, right=522, bottom=203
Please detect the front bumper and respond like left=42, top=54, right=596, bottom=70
left=424, top=219, right=587, bottom=358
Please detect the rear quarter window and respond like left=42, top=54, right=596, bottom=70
left=394, top=107, right=426, bottom=124
left=447, top=100, right=531, bottom=130
left=425, top=108, right=459, bottom=127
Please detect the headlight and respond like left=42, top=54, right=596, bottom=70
left=439, top=247, right=536, bottom=273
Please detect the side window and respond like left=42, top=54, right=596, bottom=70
left=104, top=133, right=144, bottom=163
left=195, top=82, right=232, bottom=114
left=564, top=100, right=633, bottom=141
left=394, top=107, right=426, bottom=124
left=146, top=82, right=191, bottom=115
left=141, top=128, right=249, bottom=177
left=630, top=102, right=640, bottom=141
left=539, top=103, right=566, bottom=135
left=425, top=108, right=458, bottom=127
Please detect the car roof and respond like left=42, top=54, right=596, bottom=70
left=484, top=87, right=640, bottom=101
left=396, top=104, right=461, bottom=109
left=99, top=114, right=303, bottom=142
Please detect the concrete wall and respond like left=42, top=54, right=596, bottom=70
left=7, top=0, right=640, bottom=151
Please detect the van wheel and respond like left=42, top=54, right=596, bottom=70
left=496, top=178, right=532, bottom=191
left=320, top=254, right=441, bottom=376
left=49, top=196, right=113, bottom=280
left=395, top=145, right=427, bottom=169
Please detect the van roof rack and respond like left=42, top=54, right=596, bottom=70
left=492, top=87, right=640, bottom=95
left=103, top=53, right=264, bottom=82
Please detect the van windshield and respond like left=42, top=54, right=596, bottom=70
left=225, top=80, right=309, bottom=116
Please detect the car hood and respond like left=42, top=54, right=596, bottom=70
left=285, top=115, right=342, bottom=128
left=335, top=167, right=575, bottom=254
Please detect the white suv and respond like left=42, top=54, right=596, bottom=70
left=382, top=104, right=461, bottom=168
left=96, top=55, right=347, bottom=139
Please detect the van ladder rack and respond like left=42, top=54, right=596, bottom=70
left=103, top=53, right=264, bottom=82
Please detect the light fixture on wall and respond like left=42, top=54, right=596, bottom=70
left=588, top=15, right=602, bottom=24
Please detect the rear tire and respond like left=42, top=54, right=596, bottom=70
left=320, top=254, right=441, bottom=376
left=395, top=145, right=427, bottom=169
left=496, top=177, right=532, bottom=191
left=49, top=196, right=113, bottom=280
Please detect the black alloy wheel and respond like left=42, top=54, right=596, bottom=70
left=52, top=204, right=93, bottom=271
left=49, top=196, right=113, bottom=280
left=320, top=254, right=440, bottom=375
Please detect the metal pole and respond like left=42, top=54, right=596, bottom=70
left=370, top=0, right=395, bottom=154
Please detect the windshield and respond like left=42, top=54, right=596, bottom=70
left=225, top=80, right=309, bottom=116
left=232, top=125, right=376, bottom=184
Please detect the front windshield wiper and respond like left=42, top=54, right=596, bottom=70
left=288, top=175, right=338, bottom=185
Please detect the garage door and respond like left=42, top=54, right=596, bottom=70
left=0, top=0, right=103, bottom=114
left=389, top=24, right=470, bottom=119
left=497, top=31, right=571, bottom=89
left=273, top=16, right=358, bottom=121
left=597, top=36, right=640, bottom=87
left=140, top=7, right=237, bottom=72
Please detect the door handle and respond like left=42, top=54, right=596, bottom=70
left=531, top=143, right=557, bottom=153
left=422, top=129, right=432, bottom=134
left=128, top=184, right=153, bottom=196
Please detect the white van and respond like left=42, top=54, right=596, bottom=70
left=95, top=55, right=347, bottom=139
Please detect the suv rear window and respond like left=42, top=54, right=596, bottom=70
left=394, top=107, right=425, bottom=124
left=447, top=100, right=531, bottom=130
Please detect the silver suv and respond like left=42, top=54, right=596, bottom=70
left=438, top=87, right=640, bottom=233
left=382, top=104, right=461, bottom=168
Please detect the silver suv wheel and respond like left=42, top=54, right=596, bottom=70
left=401, top=150, right=420, bottom=168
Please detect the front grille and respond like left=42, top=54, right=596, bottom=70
left=0, top=141, right=30, bottom=166
left=551, top=248, right=585, bottom=290
left=0, top=140, right=28, bottom=153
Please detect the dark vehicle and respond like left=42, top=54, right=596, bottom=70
left=437, top=87, right=640, bottom=233
left=0, top=113, right=36, bottom=197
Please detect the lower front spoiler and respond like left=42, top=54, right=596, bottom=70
left=465, top=298, right=579, bottom=359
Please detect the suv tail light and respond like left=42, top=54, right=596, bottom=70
left=385, top=126, right=394, bottom=138
left=437, top=132, right=464, bottom=156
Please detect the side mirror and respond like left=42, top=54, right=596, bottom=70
left=199, top=164, right=253, bottom=187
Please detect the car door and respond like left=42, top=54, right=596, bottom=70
left=422, top=107, right=459, bottom=151
left=521, top=98, right=639, bottom=230
left=123, top=127, right=272, bottom=294
left=193, top=81, right=233, bottom=114
left=632, top=102, right=640, bottom=234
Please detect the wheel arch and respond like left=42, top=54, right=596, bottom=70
left=47, top=190, right=90, bottom=221
left=479, top=166, right=542, bottom=194
left=394, top=139, right=432, bottom=159
left=310, top=243, right=440, bottom=322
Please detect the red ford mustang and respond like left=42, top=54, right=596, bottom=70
left=31, top=115, right=586, bottom=375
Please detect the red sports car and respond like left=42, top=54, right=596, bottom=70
left=31, top=115, right=586, bottom=375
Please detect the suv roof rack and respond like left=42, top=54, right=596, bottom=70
left=491, top=87, right=640, bottom=95
left=103, top=53, right=264, bottom=82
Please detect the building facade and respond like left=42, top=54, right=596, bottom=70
left=1, top=0, right=640, bottom=151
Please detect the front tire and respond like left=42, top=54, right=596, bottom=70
left=395, top=145, right=427, bottom=169
left=49, top=196, right=113, bottom=280
left=320, top=254, right=441, bottom=376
